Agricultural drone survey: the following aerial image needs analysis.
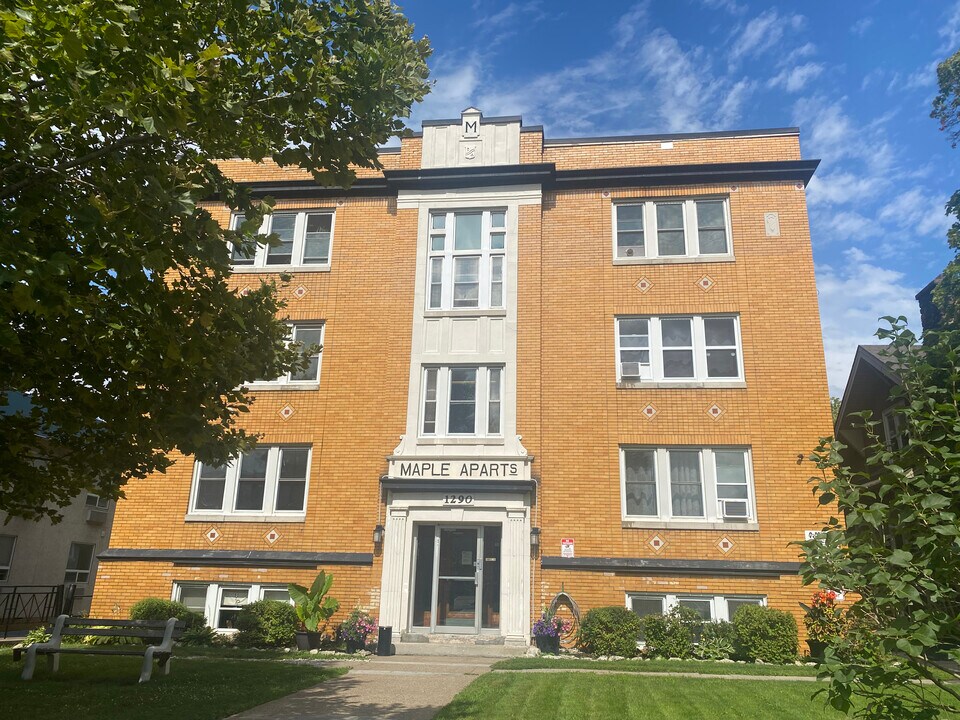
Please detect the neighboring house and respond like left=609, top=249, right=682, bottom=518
left=90, top=108, right=834, bottom=646
left=1, top=491, right=115, bottom=618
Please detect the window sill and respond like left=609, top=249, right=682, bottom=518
left=617, top=380, right=746, bottom=389
left=622, top=519, right=759, bottom=532
left=242, top=382, right=320, bottom=391
left=230, top=265, right=331, bottom=274
left=423, top=309, right=508, bottom=318
left=416, top=437, right=506, bottom=446
left=185, top=513, right=307, bottom=523
left=613, top=255, right=735, bottom=266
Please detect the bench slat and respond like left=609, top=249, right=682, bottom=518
left=35, top=647, right=172, bottom=657
left=61, top=627, right=180, bottom=639
left=63, top=618, right=186, bottom=629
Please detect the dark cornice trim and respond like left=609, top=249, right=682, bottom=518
left=233, top=159, right=819, bottom=198
left=549, top=159, right=820, bottom=190
left=98, top=548, right=373, bottom=568
left=541, top=556, right=800, bottom=577
left=383, top=163, right=555, bottom=190
left=381, top=477, right=536, bottom=494
left=544, top=127, right=800, bottom=145
left=421, top=115, right=523, bottom=127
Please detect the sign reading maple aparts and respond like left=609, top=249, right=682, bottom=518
left=390, top=459, right=526, bottom=480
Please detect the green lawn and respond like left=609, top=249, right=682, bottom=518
left=493, top=656, right=821, bottom=677
left=436, top=672, right=844, bottom=720
left=0, top=648, right=345, bottom=720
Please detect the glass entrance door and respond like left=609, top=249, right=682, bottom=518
left=410, top=524, right=501, bottom=634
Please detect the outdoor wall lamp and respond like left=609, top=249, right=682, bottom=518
left=530, top=527, right=541, bottom=550
left=373, top=524, right=385, bottom=545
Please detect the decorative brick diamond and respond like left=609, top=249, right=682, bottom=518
left=238, top=287, right=251, bottom=297
left=729, top=185, right=739, bottom=192
left=696, top=275, right=716, bottom=292
left=706, top=403, right=726, bottom=421
left=641, top=403, right=658, bottom=421
left=601, top=190, right=611, bottom=198
left=292, top=285, right=308, bottom=300
left=717, top=536, right=735, bottom=554
left=264, top=528, right=281, bottom=545
left=634, top=276, right=653, bottom=294
left=278, top=404, right=295, bottom=421
left=648, top=534, right=667, bottom=553
left=205, top=527, right=221, bottom=544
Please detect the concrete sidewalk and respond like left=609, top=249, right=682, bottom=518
left=228, top=655, right=494, bottom=720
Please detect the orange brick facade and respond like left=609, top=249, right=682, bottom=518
left=93, top=111, right=832, bottom=643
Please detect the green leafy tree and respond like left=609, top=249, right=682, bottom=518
left=0, top=0, right=431, bottom=519
left=831, top=396, right=842, bottom=423
left=800, top=318, right=960, bottom=718
left=932, top=47, right=960, bottom=328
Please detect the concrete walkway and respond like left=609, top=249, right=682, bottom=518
left=228, top=655, right=494, bottom=720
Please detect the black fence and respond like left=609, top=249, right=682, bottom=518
left=0, top=584, right=72, bottom=637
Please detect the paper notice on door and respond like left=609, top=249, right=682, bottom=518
left=461, top=550, right=472, bottom=565
left=561, top=538, right=575, bottom=558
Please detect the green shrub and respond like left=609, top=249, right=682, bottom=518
left=577, top=606, right=643, bottom=657
left=643, top=606, right=703, bottom=659
left=235, top=600, right=299, bottom=648
left=694, top=620, right=735, bottom=660
left=129, top=598, right=204, bottom=628
left=24, top=625, right=51, bottom=645
left=733, top=604, right=798, bottom=664
left=179, top=623, right=218, bottom=646
left=81, top=627, right=142, bottom=646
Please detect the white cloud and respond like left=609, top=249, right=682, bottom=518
left=701, top=0, right=747, bottom=15
left=768, top=63, right=825, bottom=93
left=878, top=187, right=951, bottom=238
left=807, top=171, right=883, bottom=208
left=477, top=1, right=545, bottom=29
left=939, top=0, right=960, bottom=53
left=730, top=9, right=805, bottom=63
left=408, top=55, right=482, bottom=127
left=850, top=17, right=873, bottom=36
left=817, top=247, right=922, bottom=395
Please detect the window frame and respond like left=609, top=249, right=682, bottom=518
left=626, top=592, right=766, bottom=625
left=419, top=365, right=505, bottom=440
left=188, top=445, right=312, bottom=519
left=84, top=493, right=110, bottom=509
left=0, top=535, right=16, bottom=582
left=246, top=322, right=324, bottom=388
left=612, top=197, right=733, bottom=262
left=64, top=541, right=96, bottom=584
left=620, top=446, right=756, bottom=524
left=228, top=210, right=336, bottom=271
left=882, top=407, right=907, bottom=451
left=615, top=315, right=744, bottom=384
left=426, top=209, right=507, bottom=312
left=173, top=582, right=293, bottom=631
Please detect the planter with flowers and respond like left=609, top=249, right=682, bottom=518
left=802, top=590, right=847, bottom=661
left=338, top=608, right=377, bottom=653
left=532, top=611, right=571, bottom=654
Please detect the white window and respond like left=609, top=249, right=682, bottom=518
left=0, top=535, right=15, bottom=581
left=64, top=542, right=95, bottom=584
left=882, top=408, right=907, bottom=451
left=616, top=315, right=743, bottom=383
left=190, top=445, right=311, bottom=517
left=614, top=198, right=731, bottom=260
left=627, top=593, right=765, bottom=624
left=84, top=493, right=109, bottom=509
left=621, top=447, right=755, bottom=523
left=427, top=210, right=506, bottom=311
left=420, top=366, right=504, bottom=438
left=251, top=322, right=324, bottom=386
left=174, top=583, right=293, bottom=630
left=229, top=210, right=334, bottom=270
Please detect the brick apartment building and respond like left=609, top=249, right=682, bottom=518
left=90, top=108, right=833, bottom=647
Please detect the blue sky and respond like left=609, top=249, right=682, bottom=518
left=398, top=0, right=960, bottom=395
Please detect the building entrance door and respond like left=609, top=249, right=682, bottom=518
left=410, top=524, right=501, bottom=634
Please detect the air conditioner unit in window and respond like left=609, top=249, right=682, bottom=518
left=85, top=508, right=108, bottom=525
left=720, top=500, right=750, bottom=520
left=620, top=362, right=651, bottom=379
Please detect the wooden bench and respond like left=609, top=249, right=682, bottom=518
left=20, top=614, right=185, bottom=683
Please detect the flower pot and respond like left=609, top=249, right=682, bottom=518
left=806, top=639, right=827, bottom=661
left=345, top=638, right=365, bottom=653
left=535, top=635, right=560, bottom=654
left=295, top=631, right=323, bottom=651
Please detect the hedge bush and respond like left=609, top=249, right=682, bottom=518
left=732, top=604, right=798, bottom=663
left=235, top=600, right=299, bottom=648
left=577, top=606, right=643, bottom=657
left=643, top=606, right=703, bottom=659
left=129, top=598, right=205, bottom=629
left=693, top=620, right=735, bottom=660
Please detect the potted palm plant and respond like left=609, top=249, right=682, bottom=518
left=288, top=571, right=340, bottom=651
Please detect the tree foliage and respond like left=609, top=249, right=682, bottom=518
left=0, top=0, right=431, bottom=519
left=932, top=47, right=960, bottom=328
left=800, top=318, right=960, bottom=719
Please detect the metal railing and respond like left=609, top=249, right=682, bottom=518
left=0, top=584, right=66, bottom=637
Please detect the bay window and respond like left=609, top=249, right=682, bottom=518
left=420, top=366, right=504, bottom=438
left=427, top=209, right=506, bottom=311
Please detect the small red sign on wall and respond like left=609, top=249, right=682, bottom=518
left=560, top=538, right=575, bottom=558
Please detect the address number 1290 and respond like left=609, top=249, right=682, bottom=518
left=443, top=495, right=474, bottom=505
